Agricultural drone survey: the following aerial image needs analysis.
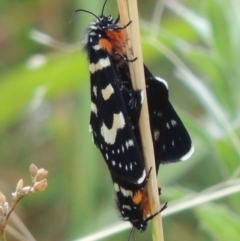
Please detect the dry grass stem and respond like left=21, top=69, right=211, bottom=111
left=117, top=0, right=164, bottom=240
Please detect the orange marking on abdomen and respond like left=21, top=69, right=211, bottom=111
left=133, top=189, right=151, bottom=220
left=133, top=191, right=143, bottom=205
left=141, top=193, right=150, bottom=220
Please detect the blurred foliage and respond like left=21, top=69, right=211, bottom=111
left=0, top=0, right=239, bottom=241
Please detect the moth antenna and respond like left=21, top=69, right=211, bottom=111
left=70, top=9, right=100, bottom=23
left=145, top=202, right=168, bottom=222
left=127, top=227, right=135, bottom=241
left=114, top=13, right=120, bottom=24
left=101, top=0, right=108, bottom=16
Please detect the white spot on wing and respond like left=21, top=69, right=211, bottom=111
left=100, top=112, right=125, bottom=144
left=180, top=144, right=194, bottom=161
left=155, top=76, right=168, bottom=89
left=114, top=182, right=120, bottom=192
left=93, top=86, right=97, bottom=97
left=112, top=160, right=116, bottom=166
left=120, top=187, right=132, bottom=197
left=125, top=139, right=134, bottom=149
left=154, top=110, right=162, bottom=117
left=89, top=57, right=111, bottom=73
left=154, top=129, right=160, bottom=141
left=89, top=125, right=93, bottom=133
left=92, top=45, right=101, bottom=50
left=91, top=102, right=97, bottom=116
left=128, top=139, right=134, bottom=146
left=122, top=205, right=131, bottom=210
left=140, top=91, right=144, bottom=104
left=137, top=170, right=146, bottom=184
left=101, top=84, right=114, bottom=100
left=171, top=119, right=177, bottom=126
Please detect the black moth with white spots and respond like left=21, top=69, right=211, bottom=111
left=112, top=168, right=167, bottom=232
left=83, top=17, right=146, bottom=184
left=115, top=63, right=194, bottom=173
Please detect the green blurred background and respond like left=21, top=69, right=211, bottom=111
left=1, top=0, right=240, bottom=240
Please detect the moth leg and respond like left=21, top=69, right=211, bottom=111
left=121, top=86, right=143, bottom=128
left=113, top=50, right=137, bottom=62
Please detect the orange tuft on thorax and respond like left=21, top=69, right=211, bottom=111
left=99, top=39, right=113, bottom=55
left=99, top=29, right=126, bottom=56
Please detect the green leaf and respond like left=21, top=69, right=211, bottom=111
left=0, top=52, right=88, bottom=131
